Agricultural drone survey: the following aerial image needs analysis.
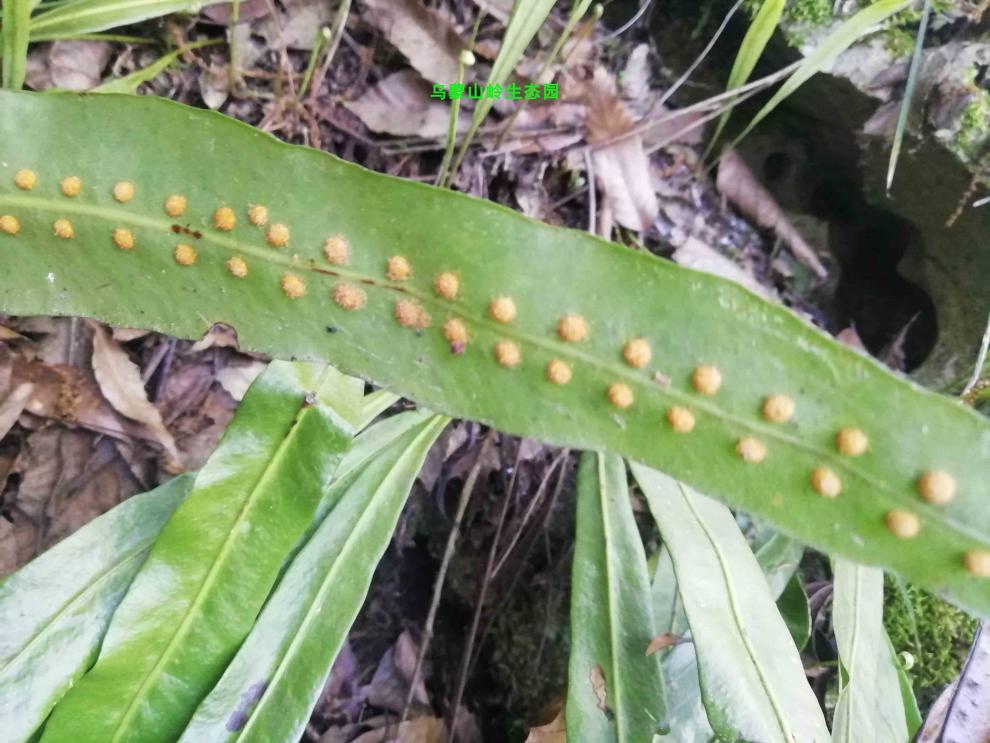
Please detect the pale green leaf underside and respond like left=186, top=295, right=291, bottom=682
left=0, top=90, right=988, bottom=615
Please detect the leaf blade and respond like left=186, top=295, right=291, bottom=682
left=632, top=464, right=830, bottom=743
left=0, top=475, right=192, bottom=742
left=40, top=361, right=356, bottom=742
left=0, top=90, right=989, bottom=615
left=180, top=412, right=447, bottom=742
left=565, top=452, right=665, bottom=741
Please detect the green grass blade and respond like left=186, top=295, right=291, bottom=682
left=28, top=0, right=228, bottom=40
left=2, top=0, right=31, bottom=89
left=0, top=475, right=192, bottom=742
left=705, top=0, right=785, bottom=158
left=832, top=561, right=909, bottom=742
left=731, top=0, right=911, bottom=150
left=450, top=0, right=557, bottom=176
left=633, top=465, right=830, bottom=743
left=566, top=453, right=666, bottom=740
left=39, top=361, right=357, bottom=742
left=179, top=412, right=447, bottom=742
left=886, top=0, right=932, bottom=193
left=0, top=90, right=989, bottom=616
left=92, top=39, right=217, bottom=95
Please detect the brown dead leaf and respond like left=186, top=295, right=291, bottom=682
left=361, top=0, right=464, bottom=83
left=645, top=632, right=684, bottom=656
left=257, top=0, right=334, bottom=50
left=364, top=630, right=430, bottom=713
left=112, top=328, right=150, bottom=343
left=0, top=512, right=38, bottom=578
left=12, top=428, right=94, bottom=521
left=49, top=40, right=112, bottom=91
left=525, top=707, right=566, bottom=743
left=351, top=717, right=447, bottom=743
left=673, top=236, right=777, bottom=300
left=216, top=360, right=267, bottom=402
left=90, top=324, right=179, bottom=462
left=0, top=383, right=33, bottom=440
left=346, top=71, right=462, bottom=138
left=585, top=68, right=658, bottom=232
left=716, top=148, right=828, bottom=279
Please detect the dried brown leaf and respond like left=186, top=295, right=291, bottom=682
left=645, top=632, right=684, bottom=656
left=361, top=0, right=464, bottom=83
left=351, top=717, right=447, bottom=743
left=90, top=324, right=179, bottom=461
left=589, top=664, right=610, bottom=716
left=49, top=40, right=112, bottom=91
left=345, top=71, right=461, bottom=138
left=585, top=69, right=658, bottom=232
left=716, top=149, right=828, bottom=279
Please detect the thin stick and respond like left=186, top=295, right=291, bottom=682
left=400, top=430, right=495, bottom=723
left=307, top=0, right=352, bottom=103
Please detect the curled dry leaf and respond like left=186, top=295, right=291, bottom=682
left=588, top=664, right=613, bottom=719
left=89, top=324, right=180, bottom=462
left=525, top=707, right=566, bottom=743
left=346, top=71, right=463, bottom=138
left=584, top=68, right=659, bottom=232
left=361, top=0, right=464, bottom=83
left=716, top=148, right=828, bottom=279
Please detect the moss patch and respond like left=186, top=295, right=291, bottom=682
left=884, top=578, right=978, bottom=710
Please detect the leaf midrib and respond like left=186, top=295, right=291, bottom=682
left=1, top=192, right=982, bottom=546
left=677, top=481, right=795, bottom=742
left=109, top=397, right=311, bottom=741
left=236, top=418, right=442, bottom=741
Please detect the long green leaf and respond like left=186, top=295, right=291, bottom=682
left=92, top=40, right=216, bottom=95
left=633, top=465, right=830, bottom=743
left=655, top=525, right=808, bottom=741
left=706, top=0, right=786, bottom=156
left=1, top=0, right=31, bottom=89
left=566, top=453, right=665, bottom=740
left=889, top=630, right=922, bottom=738
left=0, top=90, right=989, bottom=615
left=40, top=361, right=356, bottom=742
left=180, top=412, right=447, bottom=742
left=732, top=0, right=911, bottom=148
left=0, top=475, right=192, bottom=742
left=28, top=0, right=228, bottom=40
left=832, top=561, right=908, bottom=743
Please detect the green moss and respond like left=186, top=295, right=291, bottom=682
left=952, top=91, right=990, bottom=163
left=884, top=579, right=978, bottom=709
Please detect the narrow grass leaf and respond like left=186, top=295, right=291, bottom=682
left=633, top=464, right=830, bottom=743
left=886, top=0, right=931, bottom=193
left=732, top=0, right=911, bottom=149
left=706, top=0, right=785, bottom=156
left=566, top=453, right=666, bottom=741
left=832, top=560, right=909, bottom=743
left=0, top=475, right=192, bottom=742
left=92, top=39, right=216, bottom=95
left=2, top=0, right=31, bottom=88
left=40, top=361, right=357, bottom=742
left=28, top=0, right=229, bottom=41
left=180, top=412, right=447, bottom=742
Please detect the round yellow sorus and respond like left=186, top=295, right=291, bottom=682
left=333, top=283, right=366, bottom=311
left=174, top=244, right=197, bottom=266
left=546, top=359, right=572, bottom=385
left=494, top=340, right=521, bottom=368
left=964, top=550, right=990, bottom=578
left=248, top=205, right=269, bottom=226
left=60, top=176, right=82, bottom=197
left=266, top=223, right=290, bottom=248
left=164, top=195, right=187, bottom=217
left=762, top=394, right=794, bottom=424
left=443, top=318, right=468, bottom=345
left=281, top=273, right=306, bottom=298
left=434, top=272, right=459, bottom=300
left=810, top=467, right=842, bottom=499
left=394, top=299, right=431, bottom=329
left=323, top=235, right=349, bottom=265
left=113, top=228, right=135, bottom=250
left=666, top=406, right=695, bottom=434
left=557, top=314, right=588, bottom=343
left=113, top=181, right=135, bottom=203
left=386, top=256, right=412, bottom=281
left=14, top=170, right=36, bottom=190
left=736, top=437, right=767, bottom=464
left=692, top=365, right=722, bottom=396
left=917, top=470, right=956, bottom=505
left=53, top=219, right=74, bottom=240
left=226, top=256, right=249, bottom=278
left=0, top=215, right=20, bottom=235
left=885, top=510, right=920, bottom=540
left=608, top=383, right=633, bottom=409
left=488, top=296, right=517, bottom=324
left=214, top=207, right=236, bottom=231
left=835, top=428, right=869, bottom=457
left=623, top=338, right=651, bottom=368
